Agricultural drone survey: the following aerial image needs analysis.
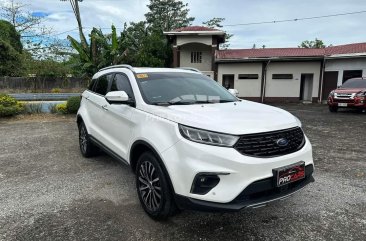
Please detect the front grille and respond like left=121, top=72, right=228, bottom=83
left=234, top=127, right=305, bottom=157
left=231, top=164, right=314, bottom=204
left=335, top=93, right=352, bottom=98
left=334, top=99, right=355, bottom=103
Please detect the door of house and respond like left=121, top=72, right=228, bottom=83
left=222, top=74, right=234, bottom=89
left=300, top=74, right=314, bottom=101
left=322, top=71, right=338, bottom=101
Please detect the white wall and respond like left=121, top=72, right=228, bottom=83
left=265, top=62, right=321, bottom=98
left=217, top=63, right=262, bottom=97
left=180, top=43, right=212, bottom=71
left=325, top=58, right=366, bottom=85
left=176, top=35, right=212, bottom=46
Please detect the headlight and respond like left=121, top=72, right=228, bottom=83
left=356, top=92, right=366, bottom=97
left=179, top=124, right=239, bottom=147
left=329, top=91, right=335, bottom=98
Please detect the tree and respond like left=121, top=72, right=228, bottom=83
left=60, top=0, right=87, bottom=49
left=0, top=20, right=22, bottom=76
left=67, top=25, right=127, bottom=77
left=1, top=0, right=69, bottom=59
left=145, top=0, right=195, bottom=32
left=203, top=17, right=233, bottom=49
left=299, top=38, right=326, bottom=48
left=0, top=0, right=51, bottom=38
left=0, top=19, right=22, bottom=51
left=121, top=21, right=171, bottom=67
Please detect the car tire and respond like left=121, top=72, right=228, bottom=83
left=329, top=106, right=338, bottom=112
left=78, top=122, right=98, bottom=157
left=136, top=152, right=178, bottom=220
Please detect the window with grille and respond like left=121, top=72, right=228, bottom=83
left=272, top=74, right=293, bottom=79
left=238, top=74, right=259, bottom=79
left=191, top=52, right=202, bottom=63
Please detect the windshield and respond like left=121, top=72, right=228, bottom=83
left=136, top=72, right=237, bottom=105
left=341, top=78, right=366, bottom=88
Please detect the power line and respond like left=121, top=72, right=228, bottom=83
left=223, top=10, right=366, bottom=27
left=47, top=9, right=366, bottom=37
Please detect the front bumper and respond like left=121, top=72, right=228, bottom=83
left=328, top=97, right=366, bottom=108
left=161, top=132, right=314, bottom=204
left=175, top=165, right=314, bottom=211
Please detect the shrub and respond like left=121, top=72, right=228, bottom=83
left=48, top=103, right=58, bottom=114
left=56, top=103, right=68, bottom=114
left=24, top=103, right=43, bottom=114
left=66, top=96, right=81, bottom=114
left=0, top=94, right=24, bottom=117
left=51, top=88, right=61, bottom=93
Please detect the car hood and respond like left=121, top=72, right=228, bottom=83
left=140, top=100, right=299, bottom=135
left=334, top=88, right=366, bottom=94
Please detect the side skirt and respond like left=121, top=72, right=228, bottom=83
left=89, top=135, right=129, bottom=166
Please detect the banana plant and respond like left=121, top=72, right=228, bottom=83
left=67, top=24, right=127, bottom=77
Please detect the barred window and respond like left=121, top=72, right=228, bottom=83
left=238, top=74, right=259, bottom=79
left=191, top=52, right=202, bottom=63
left=272, top=74, right=293, bottom=79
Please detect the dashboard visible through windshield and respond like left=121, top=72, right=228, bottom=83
left=135, top=72, right=237, bottom=105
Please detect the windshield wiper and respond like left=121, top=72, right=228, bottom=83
left=152, top=99, right=236, bottom=106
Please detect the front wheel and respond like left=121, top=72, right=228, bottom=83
left=78, top=122, right=98, bottom=157
left=136, top=152, right=178, bottom=220
left=329, top=105, right=338, bottom=112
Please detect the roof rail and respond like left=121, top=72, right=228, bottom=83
left=176, top=67, right=202, bottom=73
left=98, top=64, right=135, bottom=72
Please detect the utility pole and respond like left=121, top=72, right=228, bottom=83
left=60, top=0, right=87, bottom=49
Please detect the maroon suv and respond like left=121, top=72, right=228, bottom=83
left=327, top=77, right=366, bottom=112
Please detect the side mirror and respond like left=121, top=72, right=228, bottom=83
left=105, top=91, right=133, bottom=105
left=228, top=88, right=239, bottom=97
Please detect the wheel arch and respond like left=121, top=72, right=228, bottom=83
left=130, top=140, right=176, bottom=193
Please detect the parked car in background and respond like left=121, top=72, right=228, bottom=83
left=328, top=77, right=366, bottom=112
left=77, top=65, right=314, bottom=220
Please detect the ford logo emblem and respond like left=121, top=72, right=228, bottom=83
left=276, top=138, right=289, bottom=147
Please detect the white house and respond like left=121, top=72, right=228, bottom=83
left=164, top=26, right=366, bottom=103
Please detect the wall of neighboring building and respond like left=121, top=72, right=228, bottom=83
left=325, top=58, right=366, bottom=85
left=217, top=63, right=262, bottom=98
left=176, top=35, right=212, bottom=46
left=265, top=61, right=321, bottom=101
left=180, top=43, right=212, bottom=71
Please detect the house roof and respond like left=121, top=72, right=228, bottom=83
left=216, top=42, right=366, bottom=61
left=172, top=26, right=219, bottom=32
left=324, top=42, right=366, bottom=56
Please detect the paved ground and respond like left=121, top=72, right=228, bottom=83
left=0, top=104, right=365, bottom=241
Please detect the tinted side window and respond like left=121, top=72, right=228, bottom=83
left=110, top=74, right=134, bottom=98
left=94, top=75, right=111, bottom=95
left=88, top=79, right=97, bottom=91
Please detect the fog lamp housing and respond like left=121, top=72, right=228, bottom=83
left=191, top=174, right=221, bottom=195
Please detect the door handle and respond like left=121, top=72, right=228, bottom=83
left=102, top=105, right=108, bottom=111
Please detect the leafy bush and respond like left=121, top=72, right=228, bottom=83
left=24, top=103, right=43, bottom=114
left=66, top=96, right=81, bottom=114
left=56, top=103, right=68, bottom=114
left=0, top=94, right=24, bottom=117
left=48, top=103, right=58, bottom=114
left=51, top=88, right=61, bottom=93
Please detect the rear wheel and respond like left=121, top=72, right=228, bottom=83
left=136, top=152, right=178, bottom=220
left=78, top=122, right=98, bottom=157
left=329, top=105, right=338, bottom=112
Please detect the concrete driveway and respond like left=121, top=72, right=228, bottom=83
left=0, top=105, right=365, bottom=241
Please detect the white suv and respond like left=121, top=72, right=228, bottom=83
left=77, top=65, right=314, bottom=220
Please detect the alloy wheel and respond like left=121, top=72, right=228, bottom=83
left=79, top=125, right=87, bottom=154
left=137, top=161, right=162, bottom=212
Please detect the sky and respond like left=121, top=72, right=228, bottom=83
left=4, top=0, right=366, bottom=49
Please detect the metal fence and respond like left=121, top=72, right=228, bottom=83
left=0, top=77, right=89, bottom=92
